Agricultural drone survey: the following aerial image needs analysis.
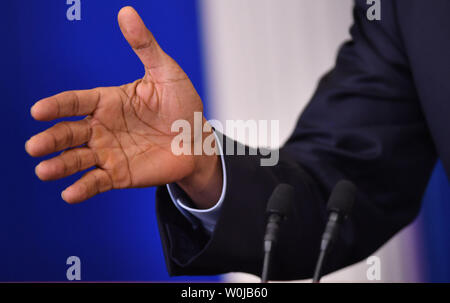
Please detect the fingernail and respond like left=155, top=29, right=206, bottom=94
left=25, top=138, right=33, bottom=153
left=34, top=163, right=40, bottom=175
left=30, top=104, right=36, bottom=116
left=25, top=137, right=35, bottom=155
left=35, top=162, right=46, bottom=178
left=61, top=190, right=68, bottom=202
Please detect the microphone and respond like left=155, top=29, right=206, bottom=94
left=261, top=184, right=295, bottom=283
left=312, top=180, right=357, bottom=283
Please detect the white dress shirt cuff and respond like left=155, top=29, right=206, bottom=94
left=166, top=131, right=227, bottom=234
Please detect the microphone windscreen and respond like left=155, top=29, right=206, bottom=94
left=326, top=180, right=357, bottom=216
left=266, top=184, right=296, bottom=215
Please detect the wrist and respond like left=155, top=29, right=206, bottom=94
left=177, top=123, right=223, bottom=209
left=178, top=153, right=222, bottom=209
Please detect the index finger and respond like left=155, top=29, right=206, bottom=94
left=31, top=89, right=101, bottom=121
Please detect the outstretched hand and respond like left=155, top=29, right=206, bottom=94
left=25, top=7, right=221, bottom=207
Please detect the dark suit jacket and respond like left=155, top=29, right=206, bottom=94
left=155, top=0, right=450, bottom=280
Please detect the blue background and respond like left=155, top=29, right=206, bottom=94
left=1, top=0, right=449, bottom=282
left=419, top=162, right=450, bottom=282
left=0, top=0, right=217, bottom=281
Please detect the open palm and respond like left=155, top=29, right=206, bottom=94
left=25, top=7, right=217, bottom=205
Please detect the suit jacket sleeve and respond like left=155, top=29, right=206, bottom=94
left=155, top=0, right=437, bottom=280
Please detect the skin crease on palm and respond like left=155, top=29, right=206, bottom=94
left=25, top=6, right=222, bottom=209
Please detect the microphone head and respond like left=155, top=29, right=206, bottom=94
left=266, top=183, right=296, bottom=216
left=326, top=180, right=357, bottom=216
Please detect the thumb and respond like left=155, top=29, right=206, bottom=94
left=118, top=6, right=170, bottom=76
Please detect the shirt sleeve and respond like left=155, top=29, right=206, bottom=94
left=166, top=131, right=227, bottom=234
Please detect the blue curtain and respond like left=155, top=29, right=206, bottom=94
left=0, top=0, right=218, bottom=282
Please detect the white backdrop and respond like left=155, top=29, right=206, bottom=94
left=199, top=0, right=424, bottom=282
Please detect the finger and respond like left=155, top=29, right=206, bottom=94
left=31, top=89, right=100, bottom=121
left=62, top=169, right=113, bottom=204
left=118, top=7, right=169, bottom=72
left=35, top=147, right=98, bottom=181
left=26, top=119, right=91, bottom=157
